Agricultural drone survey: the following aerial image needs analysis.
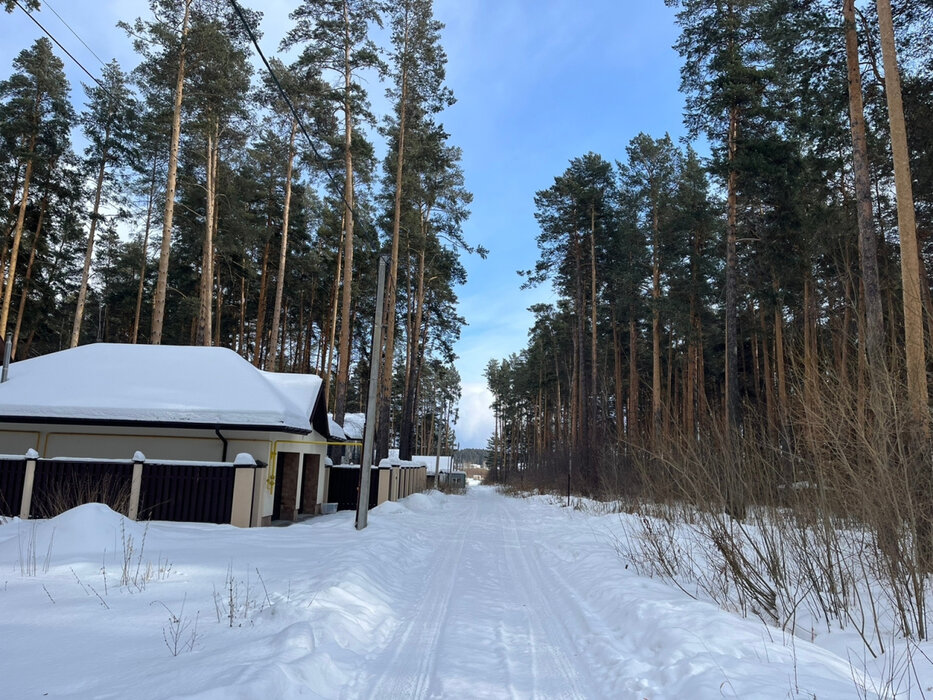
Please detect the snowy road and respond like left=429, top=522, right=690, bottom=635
left=362, top=490, right=593, bottom=698
left=0, top=486, right=893, bottom=699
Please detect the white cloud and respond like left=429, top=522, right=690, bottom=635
left=453, top=382, right=494, bottom=449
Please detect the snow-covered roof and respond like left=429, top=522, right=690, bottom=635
left=328, top=417, right=347, bottom=442
left=0, top=343, right=329, bottom=436
left=328, top=412, right=365, bottom=441
left=342, top=413, right=365, bottom=441
left=415, top=455, right=452, bottom=475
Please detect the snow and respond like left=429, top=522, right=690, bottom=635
left=327, top=413, right=364, bottom=441
left=0, top=343, right=321, bottom=433
left=342, top=413, right=365, bottom=441
left=414, top=455, right=451, bottom=475
left=0, top=487, right=924, bottom=698
left=327, top=417, right=347, bottom=442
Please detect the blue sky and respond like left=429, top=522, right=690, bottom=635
left=1, top=0, right=688, bottom=448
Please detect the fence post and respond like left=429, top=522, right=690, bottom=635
left=128, top=451, right=145, bottom=521
left=19, top=448, right=38, bottom=519
left=390, top=462, right=400, bottom=501
left=231, top=453, right=257, bottom=528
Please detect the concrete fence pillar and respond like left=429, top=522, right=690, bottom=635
left=128, top=451, right=145, bottom=521
left=19, top=448, right=38, bottom=519
left=231, top=453, right=258, bottom=528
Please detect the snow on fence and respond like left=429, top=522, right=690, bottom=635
left=0, top=451, right=263, bottom=527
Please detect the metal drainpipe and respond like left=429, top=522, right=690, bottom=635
left=215, top=427, right=228, bottom=462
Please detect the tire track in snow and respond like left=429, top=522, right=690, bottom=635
left=496, top=502, right=591, bottom=699
left=502, top=504, right=636, bottom=694
left=361, top=497, right=478, bottom=699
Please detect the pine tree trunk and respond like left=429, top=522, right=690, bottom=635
left=1, top=162, right=24, bottom=275
left=0, top=134, right=35, bottom=338
left=132, top=157, right=158, bottom=344
left=254, top=239, right=271, bottom=366
left=11, top=194, right=46, bottom=358
left=322, top=224, right=344, bottom=400
left=749, top=300, right=761, bottom=400
left=844, top=0, right=885, bottom=370
left=238, top=275, right=246, bottom=355
left=759, top=305, right=774, bottom=436
left=628, top=313, right=638, bottom=443
left=399, top=246, right=426, bottom=460
left=573, top=230, right=586, bottom=455
left=772, top=276, right=789, bottom=426
left=876, top=0, right=929, bottom=429
left=151, top=0, right=190, bottom=345
left=652, top=201, right=662, bottom=442
left=333, top=0, right=356, bottom=427
left=612, top=310, right=624, bottom=443
left=71, top=144, right=110, bottom=348
left=803, top=275, right=819, bottom=414
left=196, top=126, right=217, bottom=346
left=213, top=264, right=222, bottom=347
left=724, top=104, right=740, bottom=432
left=589, top=206, right=598, bottom=450
left=378, top=15, right=410, bottom=461
left=267, top=119, right=298, bottom=370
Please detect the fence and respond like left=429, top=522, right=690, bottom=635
left=0, top=451, right=262, bottom=527
left=325, top=462, right=426, bottom=511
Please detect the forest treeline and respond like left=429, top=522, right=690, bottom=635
left=0, top=0, right=481, bottom=460
left=485, top=0, right=933, bottom=503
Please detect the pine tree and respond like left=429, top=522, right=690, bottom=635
left=284, top=0, right=385, bottom=426
left=377, top=0, right=454, bottom=459
left=70, top=61, right=139, bottom=347
left=0, top=37, right=73, bottom=340
left=184, top=2, right=256, bottom=346
left=667, top=0, right=772, bottom=433
left=123, top=0, right=193, bottom=344
left=876, top=0, right=928, bottom=430
left=843, top=0, right=885, bottom=370
left=619, top=134, right=679, bottom=443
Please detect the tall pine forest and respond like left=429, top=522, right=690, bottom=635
left=485, top=0, right=933, bottom=522
left=0, top=0, right=480, bottom=461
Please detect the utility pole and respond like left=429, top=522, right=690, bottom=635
left=356, top=256, right=387, bottom=530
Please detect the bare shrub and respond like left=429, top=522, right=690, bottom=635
left=32, top=471, right=131, bottom=519
left=614, top=358, right=932, bottom=656
left=153, top=596, right=199, bottom=656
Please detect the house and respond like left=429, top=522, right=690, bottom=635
left=0, top=343, right=333, bottom=526
left=327, top=411, right=365, bottom=464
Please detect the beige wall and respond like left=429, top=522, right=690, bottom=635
left=0, top=423, right=333, bottom=524
left=0, top=430, right=40, bottom=455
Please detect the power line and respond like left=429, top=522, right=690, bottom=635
left=227, top=0, right=362, bottom=225
left=43, top=0, right=107, bottom=68
left=13, top=0, right=103, bottom=89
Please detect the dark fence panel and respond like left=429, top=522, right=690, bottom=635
left=31, top=460, right=133, bottom=518
left=139, top=463, right=235, bottom=524
left=327, top=466, right=379, bottom=511
left=327, top=466, right=358, bottom=511
left=0, top=458, right=26, bottom=517
left=368, top=469, right=378, bottom=508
